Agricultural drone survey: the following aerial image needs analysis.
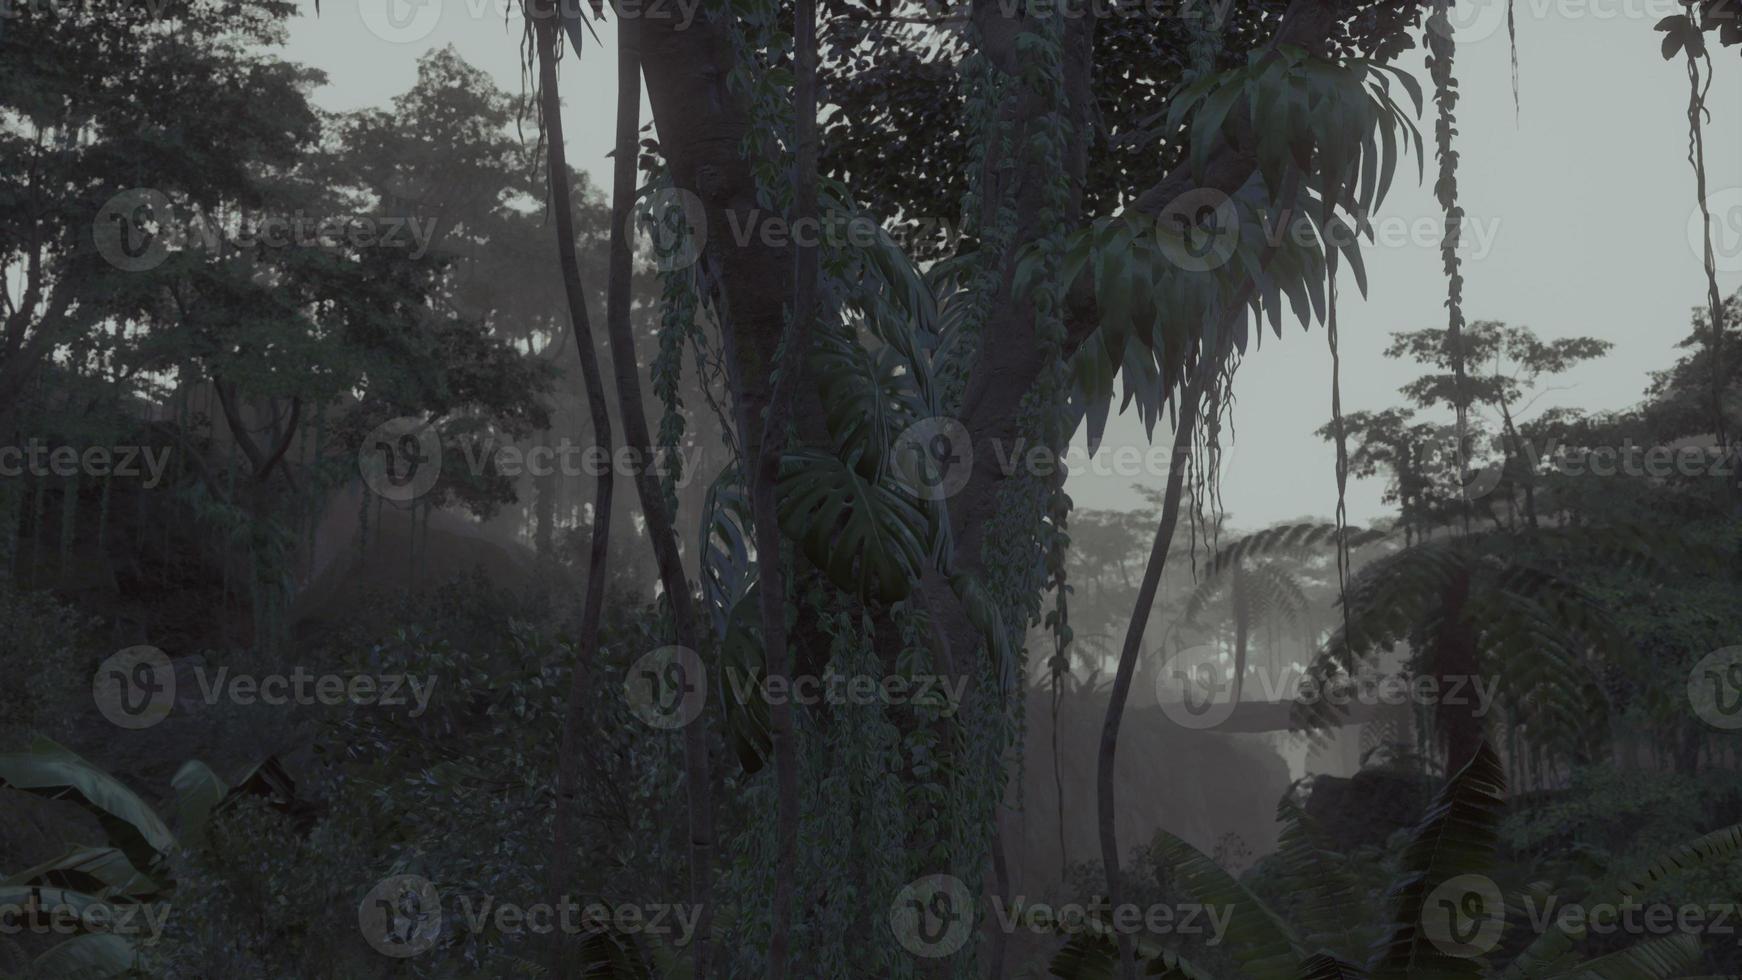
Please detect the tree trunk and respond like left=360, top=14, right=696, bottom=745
left=1433, top=566, right=1484, bottom=774
left=762, top=0, right=817, bottom=973
left=530, top=9, right=618, bottom=977
left=1098, top=359, right=1209, bottom=980
left=600, top=19, right=717, bottom=977
left=1231, top=562, right=1250, bottom=703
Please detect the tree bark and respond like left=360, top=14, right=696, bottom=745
left=762, top=0, right=818, bottom=973
left=600, top=18, right=717, bottom=977
left=530, top=9, right=618, bottom=976
left=1097, top=357, right=1210, bottom=980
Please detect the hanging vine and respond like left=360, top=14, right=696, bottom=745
left=1662, top=12, right=1730, bottom=456
left=1428, top=1, right=1473, bottom=528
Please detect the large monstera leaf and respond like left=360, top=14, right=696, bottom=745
left=777, top=447, right=931, bottom=603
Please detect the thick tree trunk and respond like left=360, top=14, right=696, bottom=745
left=601, top=20, right=717, bottom=977
left=1433, top=567, right=1484, bottom=774
left=762, top=0, right=818, bottom=973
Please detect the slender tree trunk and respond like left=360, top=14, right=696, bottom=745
left=761, top=0, right=817, bottom=973
left=1230, top=562, right=1250, bottom=703
left=534, top=427, right=557, bottom=561
left=600, top=19, right=716, bottom=977
left=530, top=10, right=617, bottom=976
left=1099, top=358, right=1209, bottom=980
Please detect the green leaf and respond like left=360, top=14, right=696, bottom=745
left=2, top=847, right=159, bottom=900
left=1547, top=931, right=1703, bottom=980
left=1370, top=743, right=1506, bottom=980
left=171, top=760, right=227, bottom=852
left=1151, top=830, right=1304, bottom=980
left=30, top=933, right=137, bottom=979
left=0, top=738, right=176, bottom=873
left=1500, top=822, right=1742, bottom=980
left=777, top=447, right=930, bottom=603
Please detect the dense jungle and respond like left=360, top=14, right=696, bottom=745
left=2, top=0, right=1742, bottom=977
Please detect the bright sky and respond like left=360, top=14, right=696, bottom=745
left=287, top=1, right=1742, bottom=530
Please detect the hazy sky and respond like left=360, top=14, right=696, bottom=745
left=289, top=1, right=1741, bottom=530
